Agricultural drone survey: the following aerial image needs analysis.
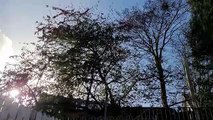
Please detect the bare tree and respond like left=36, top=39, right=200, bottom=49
left=119, top=0, right=188, bottom=107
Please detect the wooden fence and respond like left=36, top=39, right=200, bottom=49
left=0, top=97, right=58, bottom=120
left=1, top=96, right=213, bottom=120
left=66, top=107, right=213, bottom=120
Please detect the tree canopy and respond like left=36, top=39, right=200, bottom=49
left=185, top=0, right=213, bottom=107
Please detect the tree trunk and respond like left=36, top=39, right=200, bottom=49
left=104, top=82, right=116, bottom=105
left=155, top=57, right=169, bottom=108
left=160, top=77, right=168, bottom=108
left=98, top=68, right=116, bottom=105
left=85, top=79, right=93, bottom=110
left=182, top=54, right=199, bottom=107
left=104, top=88, right=108, bottom=120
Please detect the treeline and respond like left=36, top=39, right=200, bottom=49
left=0, top=0, right=212, bottom=118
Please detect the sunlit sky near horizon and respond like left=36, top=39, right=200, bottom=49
left=0, top=0, right=145, bottom=70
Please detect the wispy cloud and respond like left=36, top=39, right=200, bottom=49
left=0, top=30, right=13, bottom=70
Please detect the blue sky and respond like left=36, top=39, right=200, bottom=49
left=0, top=0, right=144, bottom=55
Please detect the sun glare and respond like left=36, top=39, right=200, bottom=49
left=9, top=89, right=20, bottom=98
left=0, top=31, right=13, bottom=71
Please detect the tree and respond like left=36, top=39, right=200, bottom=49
left=188, top=0, right=213, bottom=56
left=186, top=0, right=213, bottom=107
left=119, top=0, right=187, bottom=107
left=1, top=7, right=142, bottom=111
left=35, top=7, right=127, bottom=107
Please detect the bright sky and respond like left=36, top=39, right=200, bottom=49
left=0, top=0, right=144, bottom=70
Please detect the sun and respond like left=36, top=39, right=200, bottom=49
left=9, top=89, right=20, bottom=98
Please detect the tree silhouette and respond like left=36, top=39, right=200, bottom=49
left=119, top=0, right=188, bottom=107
